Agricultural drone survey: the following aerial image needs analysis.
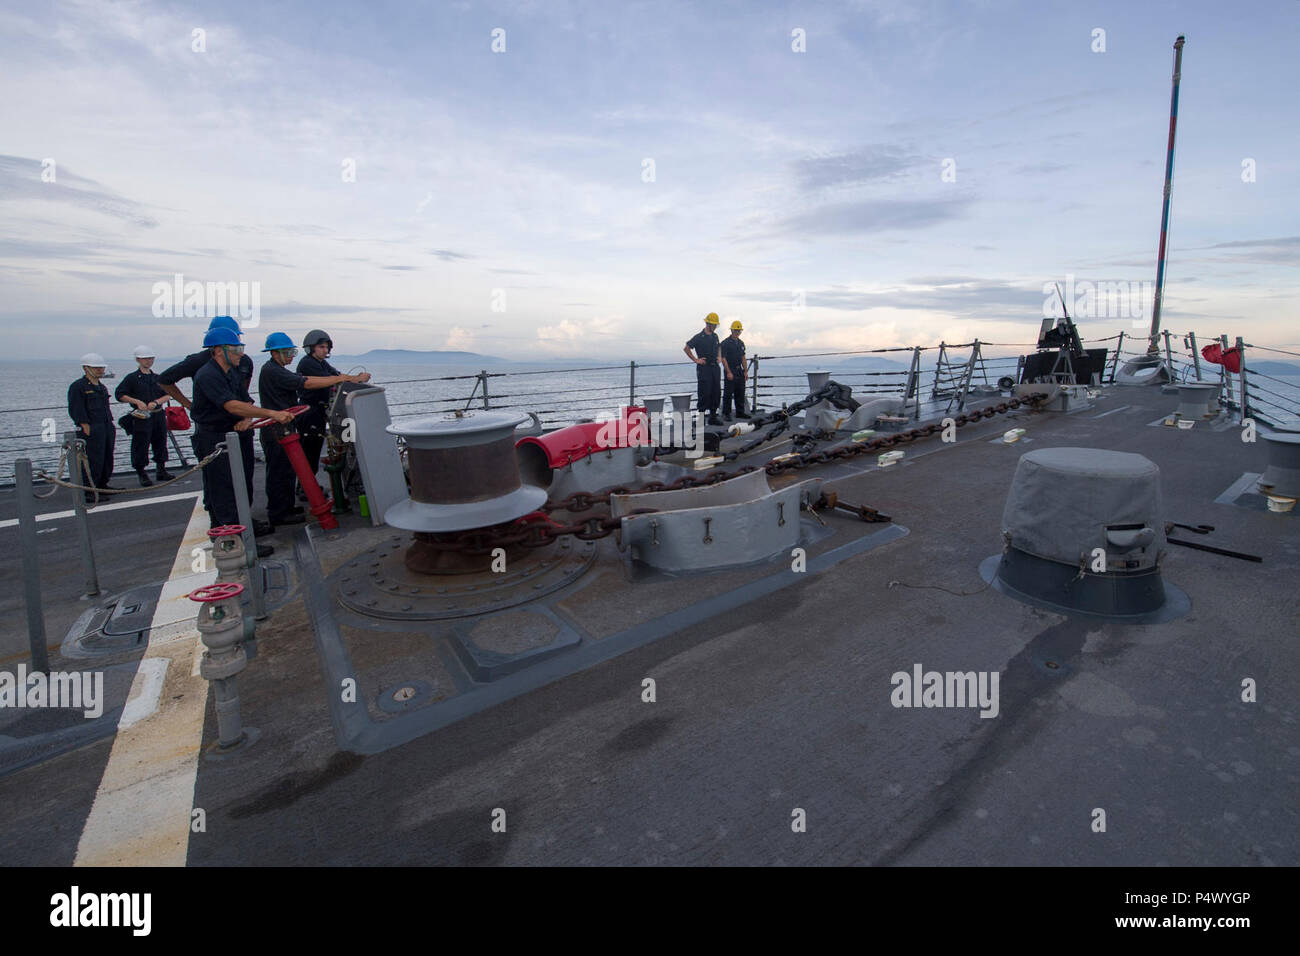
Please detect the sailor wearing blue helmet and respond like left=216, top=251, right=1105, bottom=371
left=258, top=332, right=369, bottom=526
left=157, top=316, right=269, bottom=535
left=190, top=326, right=293, bottom=552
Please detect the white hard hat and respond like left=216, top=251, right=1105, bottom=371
left=133, top=345, right=155, bottom=359
left=80, top=352, right=106, bottom=367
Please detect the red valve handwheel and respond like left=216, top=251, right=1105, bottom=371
left=189, top=582, right=245, bottom=602
left=207, top=525, right=246, bottom=538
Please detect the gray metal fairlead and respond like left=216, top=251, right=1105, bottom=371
left=545, top=445, right=639, bottom=499
left=613, top=470, right=825, bottom=571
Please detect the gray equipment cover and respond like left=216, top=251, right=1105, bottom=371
left=346, top=387, right=409, bottom=527
left=1002, top=447, right=1165, bottom=568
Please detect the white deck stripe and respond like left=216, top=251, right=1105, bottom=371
left=0, top=491, right=201, bottom=530
left=74, top=496, right=215, bottom=867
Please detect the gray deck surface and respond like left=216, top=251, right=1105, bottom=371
left=1, top=385, right=1296, bottom=866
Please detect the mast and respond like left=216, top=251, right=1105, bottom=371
left=1147, top=35, right=1185, bottom=354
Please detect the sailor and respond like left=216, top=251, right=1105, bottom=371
left=683, top=312, right=723, bottom=426
left=720, top=320, right=750, bottom=421
left=294, top=329, right=344, bottom=497
left=158, top=316, right=266, bottom=533
left=114, top=345, right=174, bottom=486
left=259, top=332, right=370, bottom=527
left=190, top=327, right=294, bottom=554
left=158, top=316, right=255, bottom=405
left=67, top=353, right=116, bottom=500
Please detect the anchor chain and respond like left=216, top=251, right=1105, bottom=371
left=423, top=395, right=1042, bottom=554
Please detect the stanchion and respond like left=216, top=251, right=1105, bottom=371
left=223, top=431, right=267, bottom=621
left=64, top=430, right=100, bottom=598
left=14, top=458, right=50, bottom=673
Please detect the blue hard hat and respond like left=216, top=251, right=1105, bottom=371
left=262, top=332, right=295, bottom=352
left=203, top=327, right=243, bottom=348
left=207, top=315, right=243, bottom=337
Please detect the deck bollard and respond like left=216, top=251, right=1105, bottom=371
left=669, top=393, right=693, bottom=448
left=641, top=397, right=666, bottom=446
left=1174, top=382, right=1218, bottom=420
left=1257, top=431, right=1300, bottom=505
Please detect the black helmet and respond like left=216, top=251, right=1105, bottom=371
left=303, top=329, right=333, bottom=348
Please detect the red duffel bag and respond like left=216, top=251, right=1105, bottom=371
left=165, top=406, right=191, bottom=431
left=1200, top=342, right=1242, bottom=373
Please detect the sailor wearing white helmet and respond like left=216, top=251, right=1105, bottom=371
left=115, top=345, right=174, bottom=486
left=68, top=352, right=117, bottom=499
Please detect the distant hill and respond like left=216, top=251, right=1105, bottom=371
left=332, top=349, right=509, bottom=365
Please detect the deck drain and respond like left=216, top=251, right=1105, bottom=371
left=378, top=680, right=435, bottom=713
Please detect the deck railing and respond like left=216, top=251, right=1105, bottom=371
left=4, top=332, right=1298, bottom=485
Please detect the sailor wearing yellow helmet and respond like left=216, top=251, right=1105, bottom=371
left=683, top=312, right=723, bottom=426
left=720, top=319, right=750, bottom=421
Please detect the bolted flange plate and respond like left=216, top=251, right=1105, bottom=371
left=331, top=534, right=598, bottom=621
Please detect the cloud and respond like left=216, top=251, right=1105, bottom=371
left=904, top=275, right=984, bottom=286
left=430, top=249, right=473, bottom=261
left=1210, top=236, right=1300, bottom=249
left=0, top=155, right=158, bottom=228
left=383, top=265, right=418, bottom=271
left=775, top=197, right=971, bottom=236
left=1012, top=162, right=1073, bottom=175
left=57, top=268, right=156, bottom=283
left=725, top=278, right=1042, bottom=317
left=445, top=326, right=474, bottom=350
left=795, top=146, right=922, bottom=191
left=262, top=301, right=420, bottom=316
left=1204, top=237, right=1300, bottom=265
left=536, top=316, right=621, bottom=348
left=0, top=238, right=107, bottom=259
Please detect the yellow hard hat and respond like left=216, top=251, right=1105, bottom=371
left=730, top=320, right=743, bottom=331
left=704, top=312, right=719, bottom=325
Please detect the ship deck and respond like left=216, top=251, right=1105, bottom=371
left=1, top=383, right=1296, bottom=866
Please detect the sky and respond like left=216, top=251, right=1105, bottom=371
left=0, top=0, right=1297, bottom=362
